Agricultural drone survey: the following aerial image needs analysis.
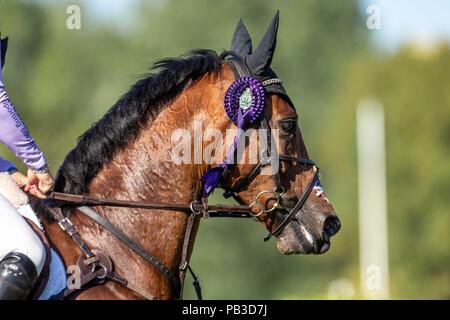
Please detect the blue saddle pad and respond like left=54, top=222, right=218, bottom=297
left=38, top=248, right=67, bottom=300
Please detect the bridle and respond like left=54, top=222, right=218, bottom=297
left=43, top=54, right=320, bottom=299
left=219, top=56, right=321, bottom=241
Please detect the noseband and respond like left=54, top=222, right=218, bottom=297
left=44, top=55, right=320, bottom=299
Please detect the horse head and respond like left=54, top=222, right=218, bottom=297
left=213, top=12, right=341, bottom=254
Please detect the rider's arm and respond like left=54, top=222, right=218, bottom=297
left=0, top=36, right=53, bottom=198
left=0, top=38, right=48, bottom=172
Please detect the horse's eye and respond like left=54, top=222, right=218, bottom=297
left=279, top=120, right=297, bottom=134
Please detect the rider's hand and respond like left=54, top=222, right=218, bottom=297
left=10, top=171, right=28, bottom=189
left=25, top=169, right=55, bottom=199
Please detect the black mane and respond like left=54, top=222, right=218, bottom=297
left=55, top=49, right=224, bottom=194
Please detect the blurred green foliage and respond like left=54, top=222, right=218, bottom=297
left=0, top=0, right=448, bottom=299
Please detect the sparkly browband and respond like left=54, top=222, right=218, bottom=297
left=262, top=78, right=283, bottom=86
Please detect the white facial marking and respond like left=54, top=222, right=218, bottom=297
left=299, top=223, right=313, bottom=245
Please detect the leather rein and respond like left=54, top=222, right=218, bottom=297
left=43, top=56, right=319, bottom=300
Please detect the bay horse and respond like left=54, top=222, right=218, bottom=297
left=37, top=12, right=340, bottom=300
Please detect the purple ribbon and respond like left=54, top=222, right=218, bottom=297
left=201, top=77, right=265, bottom=197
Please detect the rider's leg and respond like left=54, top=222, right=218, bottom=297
left=0, top=193, right=45, bottom=299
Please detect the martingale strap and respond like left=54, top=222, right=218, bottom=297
left=45, top=191, right=254, bottom=300
left=46, top=206, right=154, bottom=300
left=75, top=206, right=181, bottom=296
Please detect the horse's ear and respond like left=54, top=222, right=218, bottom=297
left=247, top=11, right=279, bottom=75
left=231, top=18, right=252, bottom=56
left=0, top=37, right=8, bottom=69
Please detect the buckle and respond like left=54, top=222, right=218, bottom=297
left=58, top=217, right=77, bottom=235
left=179, top=261, right=188, bottom=271
left=201, top=198, right=209, bottom=219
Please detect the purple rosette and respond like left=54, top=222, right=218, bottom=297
left=224, top=77, right=265, bottom=125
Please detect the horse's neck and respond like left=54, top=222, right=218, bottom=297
left=74, top=75, right=231, bottom=298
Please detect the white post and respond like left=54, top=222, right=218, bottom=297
left=357, top=98, right=390, bottom=299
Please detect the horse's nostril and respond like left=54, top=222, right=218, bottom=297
left=323, top=216, right=341, bottom=237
